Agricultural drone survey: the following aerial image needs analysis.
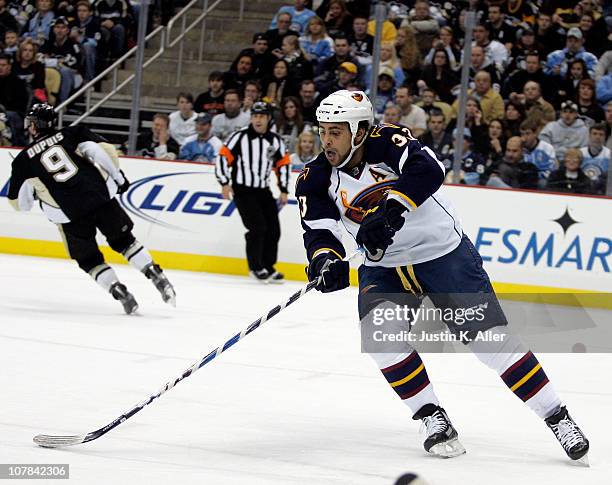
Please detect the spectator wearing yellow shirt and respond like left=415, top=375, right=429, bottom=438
left=452, top=70, right=504, bottom=124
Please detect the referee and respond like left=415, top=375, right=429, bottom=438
left=216, top=102, right=290, bottom=283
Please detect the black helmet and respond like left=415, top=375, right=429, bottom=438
left=25, top=103, right=57, bottom=133
left=251, top=101, right=271, bottom=116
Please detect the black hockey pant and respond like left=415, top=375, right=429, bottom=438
left=59, top=198, right=136, bottom=273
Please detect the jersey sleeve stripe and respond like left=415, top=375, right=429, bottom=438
left=388, top=189, right=417, bottom=209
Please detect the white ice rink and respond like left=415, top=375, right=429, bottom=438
left=1, top=254, right=611, bottom=485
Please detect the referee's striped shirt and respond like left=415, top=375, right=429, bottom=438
left=216, top=125, right=291, bottom=192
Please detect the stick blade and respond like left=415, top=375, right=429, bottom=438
left=33, top=434, right=86, bottom=448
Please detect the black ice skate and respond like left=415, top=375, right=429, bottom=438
left=413, top=404, right=466, bottom=458
left=266, top=270, right=285, bottom=284
left=250, top=269, right=270, bottom=283
left=545, top=406, right=589, bottom=466
left=110, top=282, right=138, bottom=315
left=144, top=263, right=176, bottom=306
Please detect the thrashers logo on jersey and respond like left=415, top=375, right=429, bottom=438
left=340, top=181, right=395, bottom=224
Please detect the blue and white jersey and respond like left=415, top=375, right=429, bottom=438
left=295, top=123, right=463, bottom=267
left=524, top=139, right=557, bottom=180
left=580, top=146, right=610, bottom=183
left=179, top=134, right=223, bottom=163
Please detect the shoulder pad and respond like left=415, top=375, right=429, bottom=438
left=295, top=153, right=332, bottom=197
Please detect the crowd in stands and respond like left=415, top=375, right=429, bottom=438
left=0, top=0, right=173, bottom=145
left=1, top=0, right=610, bottom=197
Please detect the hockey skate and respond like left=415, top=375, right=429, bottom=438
left=413, top=404, right=466, bottom=458
left=110, top=282, right=138, bottom=315
left=545, top=406, right=589, bottom=466
left=250, top=269, right=270, bottom=284
left=144, top=263, right=176, bottom=306
left=266, top=270, right=285, bottom=284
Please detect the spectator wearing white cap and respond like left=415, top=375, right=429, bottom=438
left=544, top=27, right=598, bottom=78
left=539, top=100, right=589, bottom=162
left=368, top=66, right=396, bottom=117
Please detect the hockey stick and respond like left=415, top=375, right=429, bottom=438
left=34, top=249, right=363, bottom=448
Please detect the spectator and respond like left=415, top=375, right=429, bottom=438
left=505, top=28, right=541, bottom=75
left=322, top=0, right=352, bottom=38
left=314, top=33, right=358, bottom=90
left=93, top=0, right=130, bottom=62
left=502, top=51, right=555, bottom=103
left=395, top=26, right=422, bottom=91
left=299, top=16, right=333, bottom=67
left=382, top=103, right=401, bottom=124
left=472, top=22, right=508, bottom=72
left=546, top=148, right=593, bottom=194
left=487, top=136, right=539, bottom=189
left=487, top=118, right=506, bottom=163
left=401, top=0, right=439, bottom=56
left=13, top=39, right=47, bottom=105
left=211, top=89, right=251, bottom=141
left=223, top=54, right=254, bottom=93
left=415, top=87, right=452, bottom=122
left=534, top=12, right=565, bottom=56
left=580, top=123, right=610, bottom=193
left=420, top=47, right=458, bottom=104
left=0, top=54, right=28, bottom=145
left=3, top=29, right=18, bottom=56
left=39, top=17, right=82, bottom=104
left=512, top=80, right=556, bottom=125
left=597, top=70, right=612, bottom=105
left=231, top=33, right=275, bottom=80
left=469, top=45, right=501, bottom=90
left=557, top=58, right=591, bottom=104
left=168, top=92, right=197, bottom=147
left=298, top=79, right=318, bottom=124
left=319, top=60, right=357, bottom=98
left=443, top=128, right=487, bottom=186
left=179, top=113, right=223, bottom=163
left=265, top=59, right=299, bottom=108
left=290, top=129, right=317, bottom=171
left=395, top=85, right=427, bottom=137
left=0, top=0, right=18, bottom=41
left=348, top=15, right=373, bottom=66
left=276, top=33, right=312, bottom=82
left=423, top=26, right=460, bottom=70
left=452, top=70, right=504, bottom=124
left=135, top=113, right=179, bottom=160
left=576, top=78, right=604, bottom=125
left=486, top=3, right=516, bottom=51
left=70, top=0, right=101, bottom=82
left=364, top=41, right=404, bottom=88
left=23, top=0, right=55, bottom=45
left=502, top=0, right=537, bottom=26
left=578, top=12, right=600, bottom=56
left=606, top=101, right=612, bottom=150
left=269, top=0, right=315, bottom=35
left=194, top=71, right=224, bottom=117
left=503, top=100, right=526, bottom=138
left=366, top=16, right=397, bottom=43
left=545, top=27, right=598, bottom=78
left=369, top=67, right=395, bottom=117
left=242, top=79, right=262, bottom=112
left=266, top=12, right=300, bottom=52
left=594, top=49, right=612, bottom=83
left=520, top=117, right=558, bottom=187
left=274, top=95, right=304, bottom=153
left=540, top=100, right=589, bottom=161
left=419, top=108, right=452, bottom=161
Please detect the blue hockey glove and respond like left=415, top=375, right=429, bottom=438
left=307, top=252, right=350, bottom=293
left=356, top=199, right=406, bottom=257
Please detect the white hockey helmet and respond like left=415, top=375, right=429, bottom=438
left=316, top=90, right=374, bottom=168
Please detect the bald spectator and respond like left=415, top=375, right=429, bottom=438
left=452, top=71, right=504, bottom=124
left=383, top=103, right=402, bottom=124
left=266, top=12, right=300, bottom=51
left=469, top=45, right=501, bottom=89
left=487, top=136, right=538, bottom=189
left=395, top=85, right=427, bottom=137
left=511, top=81, right=556, bottom=125
left=502, top=51, right=555, bottom=102
left=545, top=28, right=598, bottom=78
left=539, top=100, right=589, bottom=161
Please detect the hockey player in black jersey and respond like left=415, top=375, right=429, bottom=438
left=8, top=104, right=176, bottom=314
left=296, top=90, right=589, bottom=463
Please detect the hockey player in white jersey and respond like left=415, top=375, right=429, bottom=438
left=296, top=90, right=589, bottom=462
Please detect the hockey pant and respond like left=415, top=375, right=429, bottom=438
left=358, top=236, right=562, bottom=419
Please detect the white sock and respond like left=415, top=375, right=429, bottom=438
left=89, top=264, right=119, bottom=292
left=122, top=241, right=153, bottom=272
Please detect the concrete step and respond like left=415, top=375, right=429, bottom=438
left=126, top=57, right=229, bottom=76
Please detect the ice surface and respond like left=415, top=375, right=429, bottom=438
left=1, top=254, right=610, bottom=484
